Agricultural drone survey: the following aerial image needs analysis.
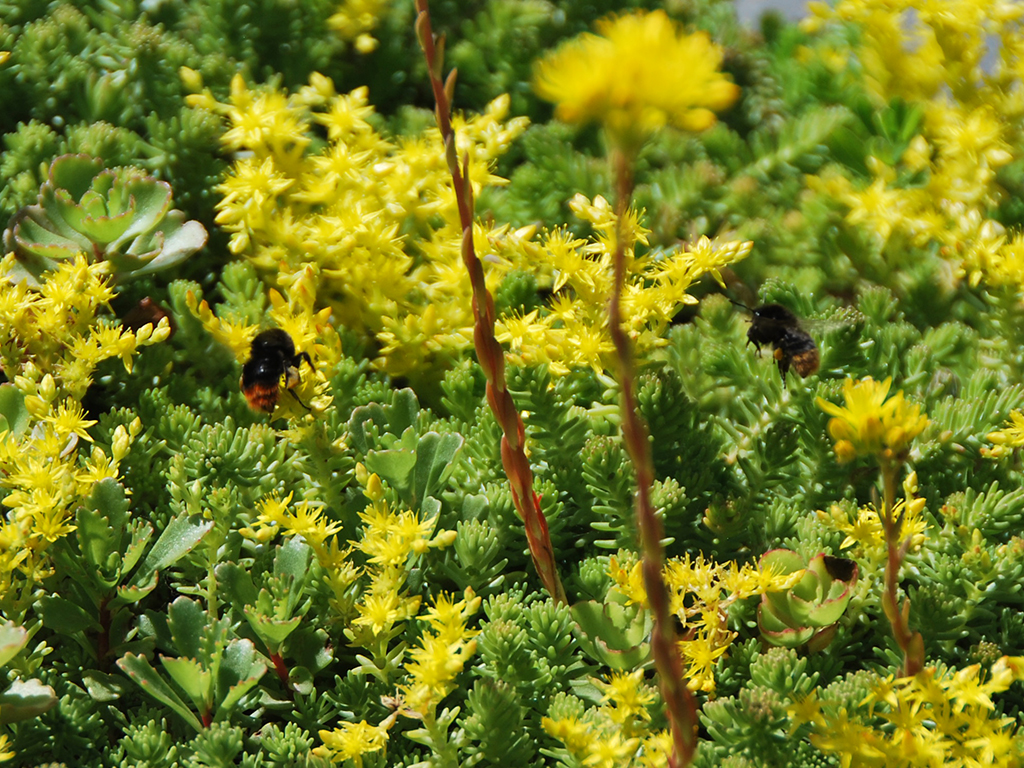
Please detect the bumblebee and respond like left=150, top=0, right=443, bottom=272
left=240, top=329, right=313, bottom=412
left=733, top=301, right=819, bottom=383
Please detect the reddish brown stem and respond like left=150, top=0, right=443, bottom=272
left=415, top=0, right=565, bottom=605
left=608, top=148, right=697, bottom=766
left=270, top=651, right=289, bottom=685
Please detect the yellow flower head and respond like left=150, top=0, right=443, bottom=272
left=985, top=409, right=1024, bottom=459
left=817, top=377, right=929, bottom=464
left=595, top=669, right=656, bottom=725
left=533, top=10, right=739, bottom=152
left=316, top=718, right=391, bottom=765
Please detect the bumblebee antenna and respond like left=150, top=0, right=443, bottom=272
left=728, top=297, right=753, bottom=312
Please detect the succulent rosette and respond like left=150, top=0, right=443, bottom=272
left=757, top=549, right=858, bottom=651
left=3, top=154, right=207, bottom=286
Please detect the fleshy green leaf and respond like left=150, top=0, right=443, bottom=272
left=117, top=652, right=204, bottom=732
left=0, top=385, right=30, bottom=438
left=0, top=624, right=28, bottom=668
left=38, top=596, right=98, bottom=635
left=130, top=514, right=213, bottom=590
left=0, top=679, right=57, bottom=724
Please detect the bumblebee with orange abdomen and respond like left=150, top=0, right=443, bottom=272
left=731, top=301, right=819, bottom=383
left=241, top=329, right=313, bottom=412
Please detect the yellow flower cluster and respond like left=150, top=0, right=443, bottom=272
left=497, top=196, right=752, bottom=374
left=247, top=474, right=474, bottom=764
left=805, top=0, right=1024, bottom=290
left=543, top=670, right=671, bottom=768
left=327, top=0, right=392, bottom=54
left=609, top=551, right=803, bottom=693
left=349, top=481, right=453, bottom=642
left=0, top=254, right=162, bottom=613
left=397, top=589, right=480, bottom=716
left=0, top=392, right=140, bottom=610
left=241, top=486, right=361, bottom=625
left=533, top=10, right=739, bottom=152
left=0, top=254, right=170, bottom=402
left=244, top=471, right=453, bottom=642
left=186, top=71, right=527, bottom=380
left=317, top=590, right=479, bottom=762
left=817, top=377, right=929, bottom=465
left=187, top=71, right=750, bottom=380
left=818, top=473, right=929, bottom=569
left=790, top=657, right=1024, bottom=766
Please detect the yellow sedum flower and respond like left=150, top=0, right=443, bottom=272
left=819, top=472, right=929, bottom=568
left=803, top=0, right=1024, bottom=291
left=497, top=196, right=752, bottom=375
left=984, top=409, right=1024, bottom=459
left=328, top=0, right=392, bottom=53
left=191, top=71, right=749, bottom=380
left=0, top=255, right=157, bottom=610
left=533, top=10, right=739, bottom=152
left=188, top=73, right=531, bottom=380
left=0, top=733, right=13, bottom=763
left=595, top=669, right=657, bottom=727
left=817, top=377, right=929, bottom=465
left=316, top=718, right=391, bottom=766
left=0, top=254, right=169, bottom=402
left=244, top=491, right=343, bottom=547
left=790, top=657, right=1024, bottom=767
left=398, top=590, right=481, bottom=717
left=609, top=550, right=802, bottom=692
left=543, top=672, right=673, bottom=768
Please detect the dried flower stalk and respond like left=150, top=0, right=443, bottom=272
left=608, top=148, right=697, bottom=767
left=414, top=0, right=566, bottom=605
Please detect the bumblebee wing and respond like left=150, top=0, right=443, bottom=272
left=797, top=307, right=863, bottom=336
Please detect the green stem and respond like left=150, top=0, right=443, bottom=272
left=423, top=709, right=459, bottom=768
left=879, top=460, right=923, bottom=676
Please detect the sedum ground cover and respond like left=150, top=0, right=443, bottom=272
left=4, top=0, right=1024, bottom=766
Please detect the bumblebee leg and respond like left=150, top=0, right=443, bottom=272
left=287, top=388, right=312, bottom=411
left=284, top=355, right=314, bottom=411
left=774, top=348, right=790, bottom=383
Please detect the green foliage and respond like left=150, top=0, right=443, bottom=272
left=118, top=597, right=269, bottom=732
left=460, top=678, right=535, bottom=767
left=8, top=0, right=1024, bottom=765
left=42, top=479, right=213, bottom=670
left=0, top=3, right=233, bottom=233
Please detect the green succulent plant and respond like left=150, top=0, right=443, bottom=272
left=3, top=154, right=207, bottom=286
left=757, top=550, right=858, bottom=651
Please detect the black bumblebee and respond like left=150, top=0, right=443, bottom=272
left=240, top=329, right=313, bottom=412
left=732, top=301, right=819, bottom=383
